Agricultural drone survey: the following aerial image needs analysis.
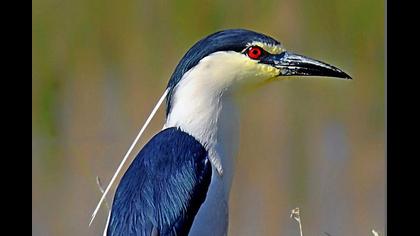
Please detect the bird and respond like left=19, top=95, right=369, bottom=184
left=95, top=28, right=351, bottom=236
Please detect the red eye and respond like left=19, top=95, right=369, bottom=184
left=247, top=46, right=263, bottom=59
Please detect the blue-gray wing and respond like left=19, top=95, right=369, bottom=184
left=107, top=127, right=212, bottom=236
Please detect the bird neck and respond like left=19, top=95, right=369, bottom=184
left=163, top=77, right=240, bottom=187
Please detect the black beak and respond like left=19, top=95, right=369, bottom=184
left=260, top=51, right=352, bottom=79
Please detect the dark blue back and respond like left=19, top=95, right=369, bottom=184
left=107, top=128, right=212, bottom=236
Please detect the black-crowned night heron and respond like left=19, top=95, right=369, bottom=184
left=91, top=28, right=351, bottom=236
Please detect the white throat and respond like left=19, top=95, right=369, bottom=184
left=163, top=52, right=243, bottom=180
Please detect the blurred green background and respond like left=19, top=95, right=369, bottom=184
left=32, top=0, right=384, bottom=235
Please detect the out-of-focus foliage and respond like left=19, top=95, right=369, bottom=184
left=33, top=0, right=384, bottom=235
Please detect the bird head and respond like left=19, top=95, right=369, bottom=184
left=166, top=29, right=351, bottom=116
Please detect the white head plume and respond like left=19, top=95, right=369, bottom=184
left=89, top=88, right=169, bottom=226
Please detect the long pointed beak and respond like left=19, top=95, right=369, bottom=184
left=261, top=51, right=352, bottom=79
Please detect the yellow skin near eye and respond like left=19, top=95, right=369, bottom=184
left=245, top=41, right=285, bottom=55
left=242, top=41, right=287, bottom=82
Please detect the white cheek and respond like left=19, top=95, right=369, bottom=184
left=198, top=52, right=278, bottom=88
left=199, top=52, right=250, bottom=87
